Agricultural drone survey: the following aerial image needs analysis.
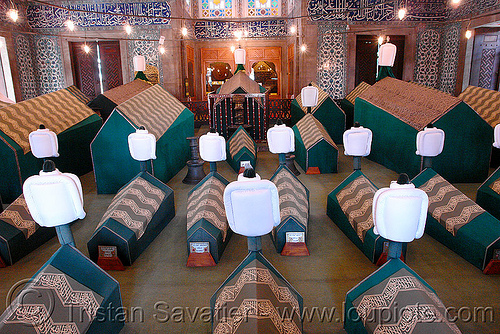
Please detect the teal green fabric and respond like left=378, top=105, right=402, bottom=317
left=92, top=109, right=193, bottom=194
left=226, top=126, right=257, bottom=173
left=87, top=171, right=175, bottom=266
left=412, top=168, right=500, bottom=270
left=134, top=71, right=148, bottom=81
left=187, top=171, right=231, bottom=263
left=234, top=64, right=245, bottom=74
left=327, top=170, right=385, bottom=263
left=340, top=99, right=354, bottom=129
left=290, top=97, right=346, bottom=144
left=0, top=114, right=102, bottom=203
left=477, top=167, right=500, bottom=220
left=355, top=98, right=492, bottom=183
left=32, top=245, right=124, bottom=333
left=344, top=259, right=434, bottom=334
left=375, top=66, right=395, bottom=81
left=293, top=126, right=338, bottom=173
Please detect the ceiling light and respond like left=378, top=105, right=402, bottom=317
left=290, top=26, right=296, bottom=34
left=300, top=44, right=306, bottom=52
left=378, top=36, right=384, bottom=45
left=181, top=27, right=188, bottom=37
left=465, top=29, right=472, bottom=39
left=159, top=46, right=166, bottom=54
left=125, top=24, right=132, bottom=35
left=65, top=20, right=75, bottom=31
left=83, top=44, right=91, bottom=54
left=230, top=46, right=236, bottom=52
left=398, top=8, right=406, bottom=20
left=7, top=9, right=18, bottom=22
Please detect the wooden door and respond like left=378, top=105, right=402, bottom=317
left=70, top=41, right=100, bottom=98
left=99, top=41, right=123, bottom=92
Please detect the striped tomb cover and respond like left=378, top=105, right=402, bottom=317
left=102, top=79, right=152, bottom=105
left=0, top=194, right=38, bottom=239
left=358, top=77, right=461, bottom=130
left=345, top=81, right=371, bottom=105
left=187, top=175, right=228, bottom=241
left=66, top=85, right=91, bottom=104
left=0, top=265, right=103, bottom=334
left=294, top=81, right=330, bottom=114
left=295, top=113, right=337, bottom=150
left=228, top=127, right=256, bottom=158
left=352, top=267, right=461, bottom=334
left=418, top=174, right=484, bottom=236
left=272, top=167, right=308, bottom=228
left=336, top=174, right=376, bottom=242
left=115, top=84, right=186, bottom=140
left=212, top=252, right=302, bottom=334
left=0, top=101, right=12, bottom=109
left=0, top=87, right=95, bottom=153
left=97, top=176, right=166, bottom=239
left=458, top=85, right=500, bottom=127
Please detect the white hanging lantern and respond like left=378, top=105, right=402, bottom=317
left=133, top=55, right=146, bottom=72
left=378, top=42, right=397, bottom=67
left=234, top=48, right=246, bottom=65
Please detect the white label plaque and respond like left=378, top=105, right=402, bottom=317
left=190, top=242, right=209, bottom=254
left=240, top=161, right=252, bottom=169
left=286, top=232, right=305, bottom=243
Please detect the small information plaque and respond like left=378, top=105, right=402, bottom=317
left=99, top=245, right=118, bottom=258
left=190, top=242, right=209, bottom=254
left=383, top=241, right=390, bottom=253
left=286, top=232, right=305, bottom=243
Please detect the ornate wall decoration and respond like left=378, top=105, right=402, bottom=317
left=307, top=0, right=444, bottom=22
left=128, top=29, right=163, bottom=83
left=317, top=23, right=347, bottom=99
left=247, top=0, right=280, bottom=16
left=27, top=1, right=171, bottom=29
left=14, top=34, right=38, bottom=100
left=439, top=23, right=460, bottom=94
left=414, top=28, right=440, bottom=89
left=34, top=37, right=65, bottom=95
left=194, top=20, right=287, bottom=39
left=447, top=0, right=500, bottom=19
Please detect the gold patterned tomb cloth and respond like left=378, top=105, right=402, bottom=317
left=98, top=176, right=166, bottom=239
left=272, top=168, right=308, bottom=227
left=115, top=84, right=185, bottom=140
left=229, top=129, right=256, bottom=157
left=345, top=81, right=371, bottom=105
left=102, top=79, right=152, bottom=105
left=187, top=175, right=228, bottom=241
left=0, top=195, right=38, bottom=239
left=295, top=81, right=330, bottom=114
left=296, top=113, right=337, bottom=150
left=0, top=88, right=95, bottom=153
left=458, top=85, right=500, bottom=127
left=358, top=77, right=461, bottom=130
left=489, top=179, right=500, bottom=195
left=336, top=175, right=376, bottom=242
left=419, top=174, right=484, bottom=236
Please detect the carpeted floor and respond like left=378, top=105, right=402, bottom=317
left=1, top=132, right=499, bottom=333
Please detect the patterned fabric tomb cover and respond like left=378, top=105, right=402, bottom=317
left=0, top=265, right=103, bottom=333
left=295, top=113, right=337, bottom=151
left=228, top=126, right=256, bottom=158
left=418, top=174, right=484, bottom=236
left=336, top=174, right=376, bottom=242
left=187, top=175, right=228, bottom=241
left=66, top=85, right=91, bottom=104
left=345, top=81, right=371, bottom=105
left=294, top=82, right=330, bottom=114
left=0, top=87, right=95, bottom=153
left=490, top=179, right=500, bottom=195
left=102, top=79, right=152, bottom=105
left=0, top=100, right=12, bottom=109
left=215, top=71, right=264, bottom=106
left=0, top=194, right=38, bottom=239
left=212, top=252, right=302, bottom=334
left=358, top=77, right=461, bottom=130
left=97, top=176, right=166, bottom=239
left=115, top=84, right=186, bottom=140
left=272, top=167, right=308, bottom=228
left=458, top=85, right=500, bottom=127
left=352, top=267, right=461, bottom=334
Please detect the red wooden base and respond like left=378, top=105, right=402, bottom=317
left=0, top=255, right=6, bottom=268
left=281, top=242, right=310, bottom=256
left=238, top=166, right=245, bottom=174
left=483, top=259, right=500, bottom=275
left=97, top=256, right=125, bottom=271
left=376, top=252, right=405, bottom=266
left=187, top=252, right=216, bottom=267
left=306, top=167, right=321, bottom=175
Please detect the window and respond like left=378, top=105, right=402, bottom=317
left=247, top=0, right=279, bottom=17
left=200, top=0, right=233, bottom=18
